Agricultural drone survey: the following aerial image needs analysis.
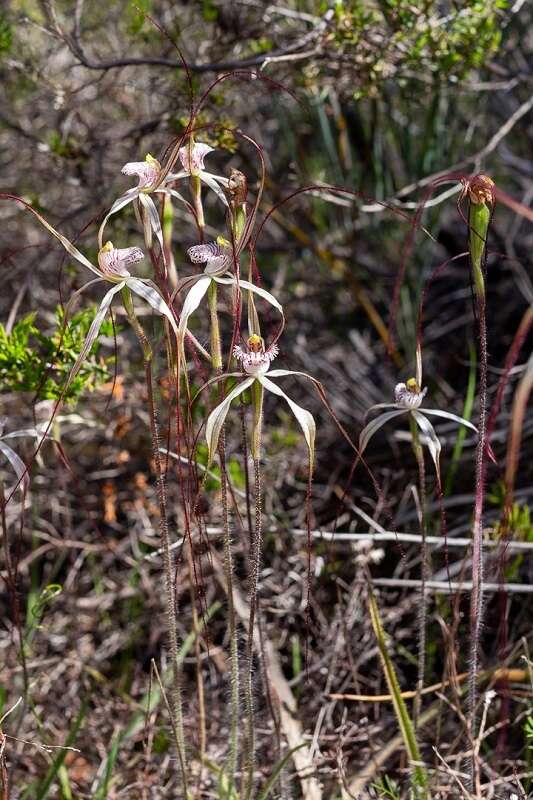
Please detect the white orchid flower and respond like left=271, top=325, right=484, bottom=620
left=176, top=141, right=229, bottom=206
left=98, top=153, right=190, bottom=251
left=359, top=377, right=478, bottom=475
left=177, top=239, right=283, bottom=353
left=204, top=335, right=315, bottom=471
left=99, top=143, right=229, bottom=249
left=14, top=202, right=180, bottom=392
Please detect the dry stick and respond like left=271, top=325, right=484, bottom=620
left=409, top=417, right=429, bottom=729
left=208, top=281, right=240, bottom=794
left=121, top=288, right=188, bottom=796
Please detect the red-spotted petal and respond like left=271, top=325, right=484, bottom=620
left=121, top=160, right=160, bottom=188
left=98, top=245, right=144, bottom=278
left=178, top=142, right=214, bottom=174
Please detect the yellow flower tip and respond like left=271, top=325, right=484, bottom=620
left=100, top=241, right=114, bottom=253
left=406, top=377, right=420, bottom=393
left=468, top=174, right=495, bottom=205
left=144, top=153, right=160, bottom=168
left=247, top=334, right=264, bottom=353
left=216, top=235, right=231, bottom=248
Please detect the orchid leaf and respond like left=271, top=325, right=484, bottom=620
left=359, top=410, right=407, bottom=454
left=205, top=377, right=255, bottom=465
left=259, top=376, right=316, bottom=472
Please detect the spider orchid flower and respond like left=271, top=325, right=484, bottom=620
left=176, top=141, right=229, bottom=204
left=204, top=335, right=315, bottom=471
left=98, top=153, right=189, bottom=252
left=13, top=201, right=180, bottom=391
left=99, top=143, right=229, bottom=250
left=359, top=377, right=478, bottom=476
left=177, top=239, right=283, bottom=353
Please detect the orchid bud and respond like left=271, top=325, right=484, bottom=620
left=228, top=168, right=248, bottom=206
left=467, top=174, right=494, bottom=300
left=227, top=168, right=248, bottom=244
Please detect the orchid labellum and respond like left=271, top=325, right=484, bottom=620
left=203, top=335, right=315, bottom=472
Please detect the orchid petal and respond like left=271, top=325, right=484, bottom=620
left=215, top=277, right=283, bottom=315
left=178, top=143, right=214, bottom=174
left=359, top=410, right=407, bottom=454
left=163, top=170, right=188, bottom=182
left=366, top=403, right=403, bottom=415
left=2, top=427, right=50, bottom=441
left=205, top=377, right=255, bottom=465
left=98, top=188, right=141, bottom=248
left=155, top=187, right=188, bottom=207
left=98, top=245, right=143, bottom=279
left=265, top=369, right=311, bottom=379
left=125, top=278, right=179, bottom=339
left=121, top=160, right=159, bottom=188
left=64, top=282, right=125, bottom=392
left=412, top=410, right=442, bottom=476
left=421, top=408, right=478, bottom=434
left=259, top=376, right=316, bottom=472
left=138, top=193, right=164, bottom=253
left=202, top=171, right=230, bottom=187
left=200, top=172, right=229, bottom=207
left=177, top=275, right=211, bottom=345
left=19, top=203, right=101, bottom=277
left=0, top=440, right=29, bottom=493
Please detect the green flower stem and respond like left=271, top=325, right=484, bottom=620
left=469, top=201, right=490, bottom=303
left=467, top=197, right=491, bottom=780
left=409, top=415, right=429, bottom=729
left=121, top=286, right=189, bottom=795
left=208, top=282, right=223, bottom=372
left=162, top=194, right=178, bottom=289
left=208, top=282, right=239, bottom=793
left=192, top=175, right=205, bottom=232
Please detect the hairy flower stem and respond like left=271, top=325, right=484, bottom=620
left=467, top=194, right=491, bottom=782
left=244, top=454, right=263, bottom=800
left=121, top=287, right=189, bottom=795
left=409, top=415, right=429, bottom=729
left=209, top=282, right=239, bottom=792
